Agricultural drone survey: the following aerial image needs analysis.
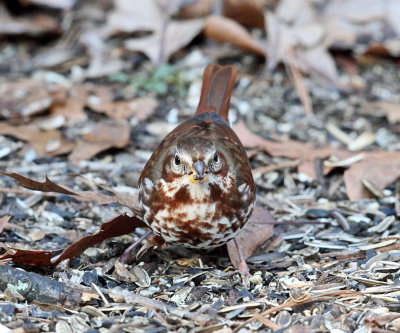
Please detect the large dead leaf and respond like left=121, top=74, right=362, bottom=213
left=125, top=19, right=204, bottom=64
left=264, top=0, right=400, bottom=83
left=178, top=0, right=267, bottom=28
left=0, top=172, right=141, bottom=212
left=0, top=214, right=147, bottom=266
left=0, top=171, right=75, bottom=195
left=235, top=121, right=400, bottom=200
left=107, top=0, right=162, bottom=34
left=227, top=207, right=274, bottom=270
left=0, top=122, right=74, bottom=157
left=344, top=152, right=400, bottom=200
left=224, top=0, right=267, bottom=28
left=109, top=0, right=204, bottom=64
left=81, top=30, right=127, bottom=79
left=51, top=85, right=88, bottom=126
left=69, top=120, right=130, bottom=161
left=0, top=6, right=60, bottom=37
left=20, top=0, right=77, bottom=10
left=0, top=80, right=65, bottom=119
left=0, top=216, right=11, bottom=235
left=233, top=120, right=349, bottom=161
left=365, top=101, right=400, bottom=124
left=204, top=16, right=265, bottom=56
left=86, top=86, right=157, bottom=121
left=265, top=0, right=338, bottom=85
left=323, top=0, right=400, bottom=56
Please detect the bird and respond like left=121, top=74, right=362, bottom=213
left=130, top=64, right=256, bottom=273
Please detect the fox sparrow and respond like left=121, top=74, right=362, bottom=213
left=137, top=64, right=256, bottom=259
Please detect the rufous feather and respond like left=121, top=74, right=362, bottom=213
left=195, top=64, right=237, bottom=123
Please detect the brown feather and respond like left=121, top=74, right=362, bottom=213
left=195, top=64, right=237, bottom=123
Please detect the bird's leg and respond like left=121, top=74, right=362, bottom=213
left=136, top=235, right=166, bottom=259
left=233, top=238, right=250, bottom=276
left=121, top=229, right=153, bottom=264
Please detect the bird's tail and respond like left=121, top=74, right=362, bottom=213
left=195, top=64, right=237, bottom=123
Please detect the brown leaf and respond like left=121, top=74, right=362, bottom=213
left=177, top=0, right=266, bottom=28
left=344, top=152, right=400, bottom=200
left=176, top=0, right=214, bottom=19
left=107, top=0, right=162, bottom=34
left=204, top=16, right=265, bottom=56
left=265, top=0, right=338, bottom=84
left=20, top=0, right=77, bottom=10
left=0, top=122, right=74, bottom=157
left=0, top=171, right=141, bottom=212
left=87, top=87, right=157, bottom=121
left=69, top=120, right=130, bottom=161
left=0, top=12, right=60, bottom=37
left=364, top=313, right=400, bottom=328
left=0, top=80, right=65, bottom=119
left=125, top=18, right=204, bottom=64
left=0, top=214, right=147, bottom=266
left=110, top=0, right=204, bottom=64
left=227, top=207, right=274, bottom=269
left=233, top=120, right=349, bottom=161
left=224, top=0, right=267, bottom=28
left=0, top=216, right=11, bottom=234
left=81, top=30, right=127, bottom=79
left=366, top=101, right=400, bottom=124
left=51, top=85, right=88, bottom=126
left=113, top=260, right=138, bottom=283
left=0, top=172, right=76, bottom=195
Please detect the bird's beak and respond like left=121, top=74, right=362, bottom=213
left=189, top=160, right=208, bottom=183
left=194, top=160, right=205, bottom=177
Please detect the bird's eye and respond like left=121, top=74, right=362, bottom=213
left=214, top=153, right=219, bottom=163
left=174, top=155, right=181, bottom=166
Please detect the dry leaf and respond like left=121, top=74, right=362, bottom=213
left=0, top=12, right=60, bottom=37
left=0, top=216, right=11, bottom=234
left=109, top=0, right=204, bottom=64
left=204, top=16, right=265, bottom=56
left=344, top=151, right=400, bottom=200
left=265, top=0, right=338, bottom=85
left=224, top=0, right=267, bottom=28
left=113, top=260, right=138, bottom=283
left=0, top=122, right=74, bottom=157
left=0, top=214, right=147, bottom=266
left=107, top=0, right=162, bottom=34
left=0, top=171, right=75, bottom=195
left=366, top=101, right=400, bottom=124
left=20, top=0, right=77, bottom=10
left=227, top=207, right=274, bottom=269
left=0, top=80, right=65, bottom=119
left=87, top=87, right=157, bottom=121
left=177, top=0, right=214, bottom=19
left=0, top=171, right=141, bottom=212
left=81, top=30, right=126, bottom=79
left=125, top=19, right=204, bottom=64
left=69, top=120, right=130, bottom=161
left=233, top=120, right=349, bottom=161
left=51, top=85, right=88, bottom=126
